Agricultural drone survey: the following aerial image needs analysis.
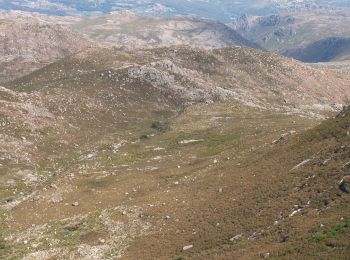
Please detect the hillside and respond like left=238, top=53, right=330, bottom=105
left=0, top=13, right=92, bottom=83
left=0, top=46, right=350, bottom=259
left=7, top=46, right=350, bottom=116
left=70, top=12, right=261, bottom=50
left=0, top=11, right=260, bottom=84
left=283, top=37, right=350, bottom=62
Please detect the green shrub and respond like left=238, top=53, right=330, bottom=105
left=151, top=121, right=168, bottom=132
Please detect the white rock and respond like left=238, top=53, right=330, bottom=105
left=230, top=234, right=242, bottom=241
left=183, top=245, right=193, bottom=251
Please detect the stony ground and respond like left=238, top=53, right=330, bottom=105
left=0, top=46, right=350, bottom=259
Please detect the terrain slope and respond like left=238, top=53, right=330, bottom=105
left=0, top=46, right=350, bottom=258
left=0, top=13, right=92, bottom=83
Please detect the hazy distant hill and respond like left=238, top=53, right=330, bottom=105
left=1, top=0, right=350, bottom=21
left=71, top=12, right=261, bottom=50
left=283, top=37, right=350, bottom=62
left=232, top=8, right=350, bottom=62
left=0, top=11, right=260, bottom=83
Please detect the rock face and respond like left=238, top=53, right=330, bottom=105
left=258, top=15, right=282, bottom=27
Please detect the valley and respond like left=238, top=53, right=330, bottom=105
left=0, top=46, right=349, bottom=259
left=0, top=1, right=350, bottom=259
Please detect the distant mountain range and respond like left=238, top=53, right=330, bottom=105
left=1, top=1, right=350, bottom=21
left=283, top=37, right=350, bottom=62
left=0, top=11, right=260, bottom=84
left=232, top=8, right=350, bottom=62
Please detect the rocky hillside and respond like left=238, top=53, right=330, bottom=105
left=7, top=46, right=350, bottom=116
left=0, top=45, right=349, bottom=259
left=0, top=13, right=92, bottom=83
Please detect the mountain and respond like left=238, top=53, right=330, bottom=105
left=70, top=12, right=261, bottom=50
left=1, top=1, right=350, bottom=21
left=232, top=8, right=350, bottom=61
left=0, top=11, right=261, bottom=83
left=283, top=37, right=350, bottom=62
left=0, top=12, right=92, bottom=83
left=0, top=45, right=350, bottom=259
left=1, top=2, right=350, bottom=259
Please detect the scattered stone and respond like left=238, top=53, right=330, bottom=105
left=342, top=160, right=350, bottom=169
left=339, top=176, right=350, bottom=193
left=218, top=188, right=223, bottom=193
left=261, top=252, right=270, bottom=258
left=230, top=234, right=242, bottom=241
left=153, top=147, right=165, bottom=151
left=179, top=139, right=203, bottom=144
left=290, top=159, right=311, bottom=171
left=165, top=216, right=171, bottom=220
left=273, top=134, right=288, bottom=144
left=289, top=208, right=301, bottom=217
left=72, top=202, right=79, bottom=207
left=273, top=131, right=296, bottom=144
left=321, top=159, right=331, bottom=166
left=50, top=184, right=58, bottom=189
left=183, top=245, right=193, bottom=251
left=49, top=194, right=63, bottom=204
left=4, top=196, right=15, bottom=203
